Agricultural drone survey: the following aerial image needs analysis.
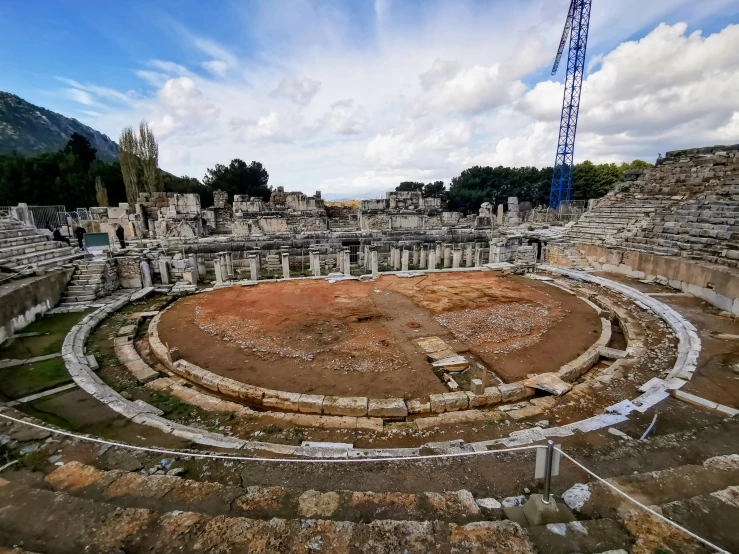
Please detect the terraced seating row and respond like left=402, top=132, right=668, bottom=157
left=567, top=145, right=739, bottom=266
left=0, top=215, right=87, bottom=275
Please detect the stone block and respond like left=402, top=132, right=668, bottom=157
left=298, top=394, right=324, bottom=414
left=323, top=396, right=368, bottom=417
left=523, top=373, right=572, bottom=396
left=470, top=379, right=484, bottom=394
left=367, top=398, right=408, bottom=418
left=262, top=390, right=302, bottom=411
left=467, top=387, right=502, bottom=408
left=238, top=385, right=265, bottom=406
left=498, top=383, right=535, bottom=403
left=199, top=371, right=224, bottom=392
left=407, top=399, right=431, bottom=414
left=441, top=391, right=469, bottom=412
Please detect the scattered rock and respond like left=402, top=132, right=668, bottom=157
left=562, top=483, right=591, bottom=511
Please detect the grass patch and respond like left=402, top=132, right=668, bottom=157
left=0, top=310, right=91, bottom=359
left=0, top=357, right=70, bottom=399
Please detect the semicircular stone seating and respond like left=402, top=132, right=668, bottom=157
left=62, top=266, right=701, bottom=457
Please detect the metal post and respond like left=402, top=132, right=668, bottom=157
left=542, top=440, right=555, bottom=504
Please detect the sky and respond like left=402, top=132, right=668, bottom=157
left=1, top=0, right=739, bottom=198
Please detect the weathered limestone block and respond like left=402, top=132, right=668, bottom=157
left=238, top=384, right=265, bottom=406
left=199, top=371, right=224, bottom=392
left=430, top=391, right=469, bottom=413
left=407, top=399, right=431, bottom=414
left=466, top=386, right=503, bottom=408
left=524, top=373, right=572, bottom=396
left=263, top=390, right=302, bottom=411
left=298, top=394, right=325, bottom=414
left=367, top=398, right=408, bottom=418
left=323, top=396, right=368, bottom=417
left=498, top=383, right=535, bottom=403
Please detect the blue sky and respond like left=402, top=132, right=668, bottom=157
left=2, top=0, right=739, bottom=196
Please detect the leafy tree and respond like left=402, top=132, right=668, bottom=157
left=203, top=159, right=271, bottom=201
left=63, top=132, right=97, bottom=172
left=118, top=121, right=161, bottom=204
left=395, top=181, right=424, bottom=192
left=423, top=181, right=446, bottom=198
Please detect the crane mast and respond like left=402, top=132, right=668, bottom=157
left=549, top=0, right=592, bottom=208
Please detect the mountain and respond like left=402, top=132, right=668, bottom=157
left=0, top=91, right=119, bottom=161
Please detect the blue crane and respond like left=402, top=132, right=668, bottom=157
left=549, top=0, right=592, bottom=208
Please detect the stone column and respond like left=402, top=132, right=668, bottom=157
left=197, top=255, right=207, bottom=277
left=337, top=249, right=344, bottom=273
left=435, top=241, right=443, bottom=263
left=412, top=245, right=420, bottom=267
left=428, top=249, right=437, bottom=271
left=443, top=244, right=452, bottom=268
left=371, top=248, right=379, bottom=276
left=489, top=241, right=502, bottom=263
left=343, top=248, right=351, bottom=276
left=452, top=245, right=462, bottom=269
left=310, top=250, right=321, bottom=277
left=214, top=257, right=225, bottom=284
left=474, top=243, right=482, bottom=267
left=225, top=252, right=234, bottom=279
left=401, top=249, right=409, bottom=272
left=281, top=252, right=290, bottom=279
left=188, top=254, right=199, bottom=283
left=248, top=253, right=259, bottom=281
left=140, top=260, right=153, bottom=288
left=420, top=245, right=428, bottom=269
left=465, top=244, right=473, bottom=267
left=364, top=246, right=371, bottom=270
left=158, top=258, right=171, bottom=285
left=497, top=204, right=504, bottom=225
left=183, top=269, right=196, bottom=285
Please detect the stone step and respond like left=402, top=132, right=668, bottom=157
left=0, top=227, right=40, bottom=240
left=0, top=478, right=538, bottom=554
left=0, top=233, right=49, bottom=248
left=0, top=239, right=59, bottom=258
left=576, top=454, right=739, bottom=521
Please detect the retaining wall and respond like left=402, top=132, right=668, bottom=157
left=0, top=269, right=73, bottom=344
left=577, top=243, right=739, bottom=314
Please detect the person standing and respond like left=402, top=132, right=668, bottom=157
left=115, top=223, right=126, bottom=249
left=74, top=224, right=86, bottom=250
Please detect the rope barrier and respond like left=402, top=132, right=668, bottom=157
left=0, top=412, right=729, bottom=552
left=0, top=412, right=543, bottom=463
left=557, top=448, right=730, bottom=554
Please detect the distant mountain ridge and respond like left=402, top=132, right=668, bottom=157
left=0, top=91, right=119, bottom=161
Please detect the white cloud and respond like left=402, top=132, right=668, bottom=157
left=65, top=88, right=94, bottom=105
left=61, top=2, right=739, bottom=195
left=319, top=100, right=367, bottom=135
left=270, top=77, right=322, bottom=106
left=154, top=77, right=220, bottom=135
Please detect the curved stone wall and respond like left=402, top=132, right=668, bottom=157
left=59, top=267, right=702, bottom=457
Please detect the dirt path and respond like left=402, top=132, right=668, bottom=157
left=158, top=273, right=600, bottom=397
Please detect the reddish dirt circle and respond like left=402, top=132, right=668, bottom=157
left=158, top=272, right=601, bottom=398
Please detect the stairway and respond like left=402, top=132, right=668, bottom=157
left=57, top=259, right=111, bottom=309
left=0, top=216, right=86, bottom=278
